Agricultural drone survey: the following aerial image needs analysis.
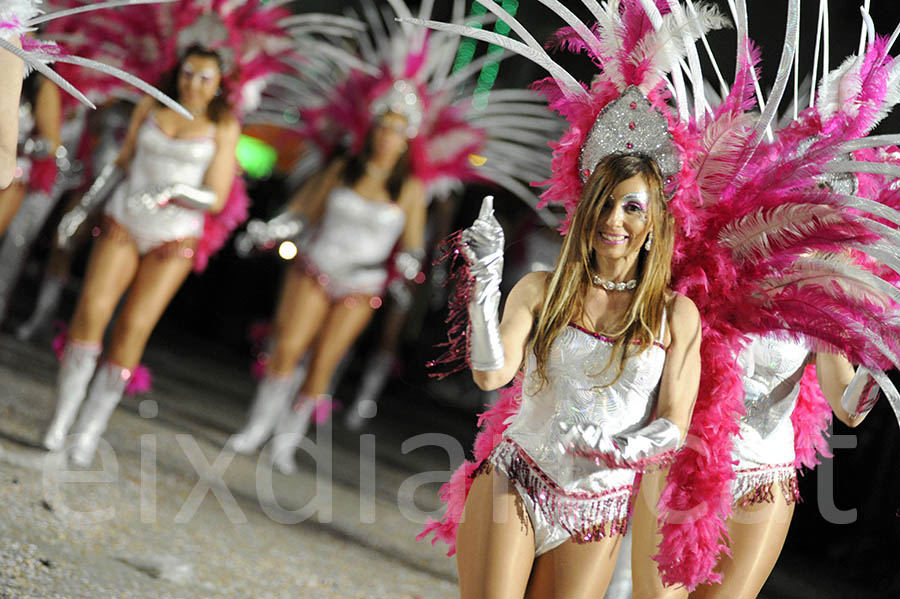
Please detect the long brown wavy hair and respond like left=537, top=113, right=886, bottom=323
left=530, top=153, right=674, bottom=389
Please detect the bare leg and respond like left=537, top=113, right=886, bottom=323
left=690, top=488, right=795, bottom=599
left=240, top=273, right=329, bottom=462
left=106, top=246, right=195, bottom=369
left=68, top=246, right=194, bottom=465
left=456, top=470, right=536, bottom=599
left=44, top=235, right=138, bottom=451
left=270, top=296, right=376, bottom=474
left=632, top=468, right=690, bottom=599
left=300, top=297, right=376, bottom=397
left=68, top=234, right=139, bottom=343
left=272, top=265, right=305, bottom=336
left=0, top=181, right=25, bottom=236
left=267, top=272, right=331, bottom=376
left=525, top=533, right=622, bottom=599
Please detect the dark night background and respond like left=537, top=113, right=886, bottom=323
left=5, top=1, right=900, bottom=596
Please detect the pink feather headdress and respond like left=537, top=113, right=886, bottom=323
left=270, top=0, right=562, bottom=210
left=43, top=0, right=300, bottom=115
left=411, top=0, right=900, bottom=591
left=40, top=0, right=331, bottom=272
left=0, top=0, right=188, bottom=114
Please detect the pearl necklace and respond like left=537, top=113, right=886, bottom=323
left=591, top=274, right=638, bottom=291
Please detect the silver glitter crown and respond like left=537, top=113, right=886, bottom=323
left=579, top=86, right=681, bottom=189
left=370, top=79, right=424, bottom=139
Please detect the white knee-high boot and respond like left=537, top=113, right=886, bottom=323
left=226, top=365, right=306, bottom=454
left=43, top=341, right=101, bottom=451
left=0, top=191, right=56, bottom=323
left=16, top=274, right=66, bottom=341
left=69, top=362, right=130, bottom=467
left=344, top=350, right=394, bottom=431
left=270, top=394, right=323, bottom=475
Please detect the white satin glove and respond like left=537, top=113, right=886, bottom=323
left=840, top=366, right=880, bottom=419
left=130, top=182, right=218, bottom=213
left=558, top=418, right=681, bottom=470
left=57, top=163, right=124, bottom=248
left=461, top=196, right=505, bottom=371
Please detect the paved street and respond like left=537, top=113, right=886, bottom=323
left=1, top=323, right=898, bottom=598
left=0, top=332, right=463, bottom=598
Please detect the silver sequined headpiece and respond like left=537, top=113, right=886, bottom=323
left=370, top=79, right=424, bottom=139
left=796, top=136, right=858, bottom=197
left=579, top=86, right=681, bottom=191
left=177, top=13, right=235, bottom=73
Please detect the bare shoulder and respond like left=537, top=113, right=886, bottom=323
left=666, top=292, right=701, bottom=338
left=509, top=270, right=550, bottom=313
left=135, top=95, right=157, bottom=114
left=215, top=112, right=241, bottom=142
left=325, top=157, right=346, bottom=177
left=398, top=176, right=425, bottom=206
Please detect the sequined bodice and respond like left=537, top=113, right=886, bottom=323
left=105, top=115, right=216, bottom=244
left=303, top=187, right=406, bottom=284
left=505, top=324, right=667, bottom=488
left=124, top=116, right=216, bottom=193
left=738, top=334, right=809, bottom=438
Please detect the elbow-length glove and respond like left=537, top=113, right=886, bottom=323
left=57, top=163, right=124, bottom=248
left=132, top=182, right=218, bottom=213
left=840, top=366, right=880, bottom=419
left=234, top=212, right=306, bottom=257
left=558, top=418, right=681, bottom=470
left=461, top=195, right=505, bottom=371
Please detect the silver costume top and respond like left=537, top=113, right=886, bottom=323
left=505, top=321, right=668, bottom=494
left=302, top=187, right=406, bottom=297
left=105, top=114, right=216, bottom=245
left=732, top=333, right=809, bottom=468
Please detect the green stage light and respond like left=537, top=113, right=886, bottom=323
left=236, top=134, right=278, bottom=179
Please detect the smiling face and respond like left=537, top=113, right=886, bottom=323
left=371, top=111, right=410, bottom=166
left=593, top=174, right=652, bottom=260
left=176, top=54, right=222, bottom=115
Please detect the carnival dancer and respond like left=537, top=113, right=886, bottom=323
left=41, top=0, right=299, bottom=466
left=0, top=0, right=194, bottom=188
left=410, top=0, right=900, bottom=595
left=0, top=73, right=62, bottom=241
left=0, top=75, right=89, bottom=324
left=15, top=101, right=131, bottom=342
left=452, top=154, right=702, bottom=595
left=675, top=2, right=900, bottom=594
left=229, top=0, right=561, bottom=474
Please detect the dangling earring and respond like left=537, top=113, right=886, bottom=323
left=644, top=232, right=653, bottom=251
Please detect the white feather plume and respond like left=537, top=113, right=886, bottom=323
left=631, top=3, right=731, bottom=94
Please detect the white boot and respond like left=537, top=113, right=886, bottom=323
left=43, top=341, right=101, bottom=451
left=0, top=191, right=56, bottom=325
left=226, top=370, right=302, bottom=454
left=69, top=362, right=130, bottom=467
left=344, top=350, right=393, bottom=431
left=270, top=396, right=320, bottom=475
left=16, top=274, right=66, bottom=342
